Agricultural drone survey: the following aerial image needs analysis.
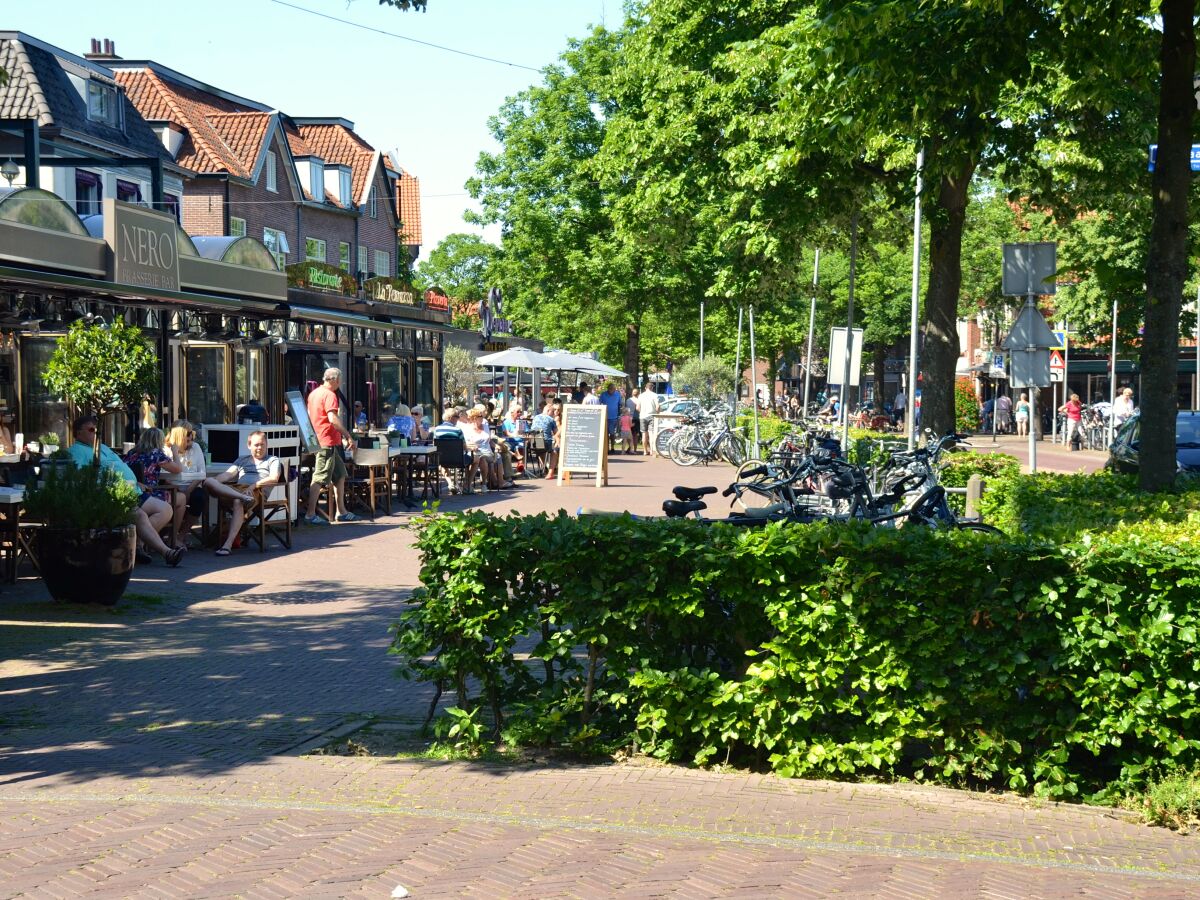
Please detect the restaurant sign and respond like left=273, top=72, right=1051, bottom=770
left=366, top=276, right=415, bottom=305
left=104, top=199, right=180, bottom=292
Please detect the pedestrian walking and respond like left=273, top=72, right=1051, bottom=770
left=1113, top=387, right=1136, bottom=428
left=303, top=367, right=360, bottom=524
left=1059, top=393, right=1083, bottom=449
left=1015, top=393, right=1031, bottom=436
left=893, top=389, right=906, bottom=427
left=634, top=381, right=661, bottom=456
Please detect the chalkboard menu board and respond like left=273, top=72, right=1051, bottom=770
left=558, top=404, right=608, bottom=487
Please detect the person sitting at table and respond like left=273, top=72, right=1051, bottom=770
left=352, top=400, right=369, bottom=432
left=163, top=420, right=207, bottom=549
left=531, top=398, right=559, bottom=479
left=386, top=403, right=415, bottom=440
left=459, top=405, right=497, bottom=494
left=204, top=430, right=282, bottom=557
left=502, top=405, right=526, bottom=465
left=411, top=405, right=431, bottom=441
left=124, top=427, right=186, bottom=551
left=67, top=415, right=182, bottom=567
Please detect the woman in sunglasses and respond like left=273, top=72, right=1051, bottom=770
left=164, top=420, right=206, bottom=548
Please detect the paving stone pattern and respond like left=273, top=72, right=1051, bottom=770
left=1, top=453, right=1192, bottom=898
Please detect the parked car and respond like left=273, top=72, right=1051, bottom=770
left=1106, top=411, right=1200, bottom=474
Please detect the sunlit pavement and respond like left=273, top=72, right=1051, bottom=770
left=0, top=452, right=1194, bottom=898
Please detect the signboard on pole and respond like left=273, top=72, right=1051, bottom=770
left=827, top=327, right=864, bottom=388
left=1002, top=242, right=1057, bottom=296
left=1049, top=350, right=1065, bottom=370
left=557, top=405, right=608, bottom=487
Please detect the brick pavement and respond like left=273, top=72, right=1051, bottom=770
left=0, top=452, right=1194, bottom=898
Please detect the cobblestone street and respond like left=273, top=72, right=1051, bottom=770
left=3, top=452, right=1192, bottom=898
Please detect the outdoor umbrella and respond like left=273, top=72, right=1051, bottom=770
left=475, top=347, right=555, bottom=369
left=541, top=350, right=626, bottom=378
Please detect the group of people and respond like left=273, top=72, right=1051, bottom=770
left=575, top=380, right=663, bottom=455
left=66, top=413, right=286, bottom=566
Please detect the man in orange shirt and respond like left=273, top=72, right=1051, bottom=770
left=304, top=367, right=360, bottom=524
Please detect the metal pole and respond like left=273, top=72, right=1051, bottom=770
left=699, top=300, right=705, bottom=360
left=1109, top=298, right=1119, bottom=446
left=1025, top=296, right=1038, bottom=474
left=748, top=305, right=760, bottom=450
left=907, top=147, right=924, bottom=451
left=841, top=213, right=859, bottom=453
left=1063, top=320, right=1070, bottom=410
left=804, top=248, right=820, bottom=417
left=734, top=305, right=744, bottom=410
left=1195, top=284, right=1199, bottom=411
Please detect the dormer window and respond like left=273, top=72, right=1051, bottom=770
left=340, top=170, right=352, bottom=207
left=87, top=80, right=121, bottom=128
left=310, top=160, right=323, bottom=201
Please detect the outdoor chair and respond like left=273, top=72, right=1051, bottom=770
left=346, top=447, right=391, bottom=519
left=434, top=434, right=471, bottom=494
left=243, top=463, right=293, bottom=552
left=524, top=432, right=547, bottom=478
left=409, top=445, right=441, bottom=501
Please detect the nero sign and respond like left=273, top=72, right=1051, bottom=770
left=105, top=198, right=180, bottom=292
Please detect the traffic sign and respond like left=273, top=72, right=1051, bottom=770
left=993, top=353, right=1005, bottom=371
left=1050, top=370, right=1064, bottom=382
left=1052, top=330, right=1068, bottom=350
left=1049, top=349, right=1065, bottom=369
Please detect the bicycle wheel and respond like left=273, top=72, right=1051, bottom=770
left=655, top=427, right=677, bottom=457
left=954, top=522, right=1005, bottom=536
left=719, top=433, right=746, bottom=466
left=674, top=430, right=706, bottom=466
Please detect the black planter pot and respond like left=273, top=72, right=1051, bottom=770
left=38, top=524, right=137, bottom=605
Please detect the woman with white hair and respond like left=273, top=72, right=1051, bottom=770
left=459, top=405, right=496, bottom=494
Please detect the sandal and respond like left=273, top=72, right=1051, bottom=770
left=165, top=546, right=185, bottom=567
left=214, top=547, right=231, bottom=557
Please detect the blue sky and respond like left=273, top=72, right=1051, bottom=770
left=12, top=0, right=610, bottom=260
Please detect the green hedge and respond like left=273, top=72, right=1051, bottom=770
left=939, top=451, right=1022, bottom=514
left=392, top=501, right=1200, bottom=802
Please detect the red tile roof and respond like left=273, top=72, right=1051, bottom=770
left=396, top=170, right=422, bottom=247
left=114, top=68, right=270, bottom=179
left=297, top=123, right=376, bottom=205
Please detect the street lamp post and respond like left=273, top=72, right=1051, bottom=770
left=803, top=248, right=820, bottom=417
left=907, top=147, right=924, bottom=451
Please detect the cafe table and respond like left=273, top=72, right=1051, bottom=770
left=388, top=444, right=438, bottom=505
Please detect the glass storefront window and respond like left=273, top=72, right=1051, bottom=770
left=377, top=360, right=407, bottom=417
left=415, top=358, right=438, bottom=416
left=234, top=347, right=263, bottom=409
left=185, top=345, right=228, bottom=425
left=20, top=338, right=68, bottom=445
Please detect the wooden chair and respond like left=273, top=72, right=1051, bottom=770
left=347, top=447, right=391, bottom=519
left=434, top=435, right=470, bottom=494
left=244, top=463, right=292, bottom=552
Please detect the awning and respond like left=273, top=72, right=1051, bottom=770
left=1064, top=359, right=1140, bottom=375
left=0, top=264, right=277, bottom=314
left=288, top=304, right=383, bottom=330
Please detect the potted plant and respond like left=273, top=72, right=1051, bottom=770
left=34, top=320, right=158, bottom=604
left=23, top=464, right=139, bottom=604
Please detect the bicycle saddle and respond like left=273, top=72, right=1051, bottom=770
left=663, top=498, right=707, bottom=517
left=672, top=485, right=718, bottom=501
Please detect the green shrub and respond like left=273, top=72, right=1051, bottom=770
left=23, top=462, right=138, bottom=530
left=1127, top=770, right=1200, bottom=832
left=392, top=505, right=1200, bottom=802
left=939, top=451, right=1021, bottom=514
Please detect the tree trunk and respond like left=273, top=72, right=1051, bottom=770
left=624, top=320, right=640, bottom=395
left=1140, top=0, right=1194, bottom=492
left=921, top=161, right=975, bottom=438
left=872, top=344, right=887, bottom=415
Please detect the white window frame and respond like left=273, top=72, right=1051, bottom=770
left=374, top=249, right=390, bottom=278
left=339, top=170, right=352, bottom=206
left=305, top=237, right=326, bottom=263
left=265, top=150, right=277, bottom=193
left=338, top=242, right=351, bottom=272
left=358, top=245, right=368, bottom=276
left=229, top=216, right=247, bottom=238
left=263, top=226, right=287, bottom=268
left=310, top=165, right=322, bottom=202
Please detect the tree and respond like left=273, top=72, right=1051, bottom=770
left=44, top=320, right=158, bottom=463
left=673, top=355, right=735, bottom=404
left=442, top=343, right=483, bottom=405
left=469, top=25, right=701, bottom=388
left=378, top=0, right=427, bottom=9
left=413, top=233, right=498, bottom=306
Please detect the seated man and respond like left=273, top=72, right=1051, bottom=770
left=67, top=415, right=182, bottom=567
left=237, top=398, right=269, bottom=424
left=204, top=431, right=282, bottom=557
